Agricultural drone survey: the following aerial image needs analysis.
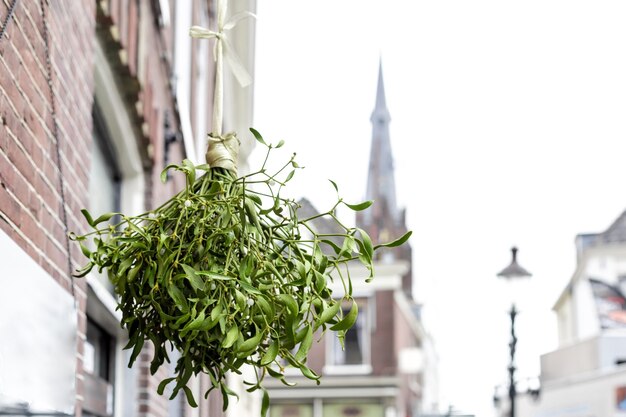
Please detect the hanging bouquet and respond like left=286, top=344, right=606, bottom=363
left=71, top=2, right=411, bottom=416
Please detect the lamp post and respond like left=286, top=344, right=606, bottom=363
left=497, top=247, right=531, bottom=417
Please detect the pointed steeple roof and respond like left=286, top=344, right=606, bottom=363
left=364, top=60, right=398, bottom=225
left=370, top=59, right=391, bottom=125
left=356, top=61, right=412, bottom=297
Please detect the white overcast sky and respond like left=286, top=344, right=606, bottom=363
left=250, top=1, right=626, bottom=416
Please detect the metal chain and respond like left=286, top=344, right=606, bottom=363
left=0, top=0, right=19, bottom=41
left=40, top=0, right=75, bottom=299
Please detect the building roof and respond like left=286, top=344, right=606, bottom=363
left=596, top=209, right=626, bottom=244
left=362, top=59, right=399, bottom=227
left=297, top=197, right=343, bottom=252
left=356, top=60, right=413, bottom=297
left=555, top=208, right=626, bottom=310
left=370, top=60, right=391, bottom=125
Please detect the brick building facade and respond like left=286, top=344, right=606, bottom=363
left=0, top=1, right=256, bottom=416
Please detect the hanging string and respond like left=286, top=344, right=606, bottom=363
left=40, top=0, right=75, bottom=300
left=189, top=0, right=254, bottom=173
left=0, top=0, right=19, bottom=41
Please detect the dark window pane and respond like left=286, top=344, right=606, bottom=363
left=86, top=318, right=114, bottom=382
left=343, top=326, right=363, bottom=365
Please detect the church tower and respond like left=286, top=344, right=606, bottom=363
left=356, top=60, right=413, bottom=298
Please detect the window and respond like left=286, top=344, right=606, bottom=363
left=270, top=403, right=313, bottom=417
left=82, top=103, right=120, bottom=417
left=333, top=305, right=364, bottom=365
left=86, top=39, right=146, bottom=417
left=89, top=102, right=122, bottom=295
left=85, top=319, right=115, bottom=382
left=326, top=298, right=371, bottom=374
left=90, top=103, right=122, bottom=218
left=83, top=318, right=115, bottom=417
left=323, top=402, right=384, bottom=417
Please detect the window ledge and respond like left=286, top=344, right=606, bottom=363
left=323, top=364, right=372, bottom=375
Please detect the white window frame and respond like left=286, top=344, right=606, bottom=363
left=93, top=41, right=145, bottom=216
left=87, top=39, right=146, bottom=417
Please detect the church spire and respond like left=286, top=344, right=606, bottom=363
left=363, top=60, right=398, bottom=226
left=357, top=60, right=413, bottom=298
left=370, top=59, right=391, bottom=125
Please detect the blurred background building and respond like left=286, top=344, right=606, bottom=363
left=265, top=63, right=440, bottom=417
left=0, top=1, right=256, bottom=416
left=497, top=210, right=626, bottom=417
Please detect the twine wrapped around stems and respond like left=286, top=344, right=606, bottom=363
left=206, top=132, right=240, bottom=174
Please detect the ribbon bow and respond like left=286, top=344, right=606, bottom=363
left=189, top=1, right=255, bottom=88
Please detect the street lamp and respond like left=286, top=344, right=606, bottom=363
left=497, top=247, right=531, bottom=417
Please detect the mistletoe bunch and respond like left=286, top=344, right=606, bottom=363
left=71, top=129, right=411, bottom=415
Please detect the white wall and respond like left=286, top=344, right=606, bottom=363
left=518, top=366, right=626, bottom=417
left=0, top=231, right=77, bottom=414
left=573, top=278, right=599, bottom=341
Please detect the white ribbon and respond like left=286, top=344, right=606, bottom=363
left=189, top=17, right=254, bottom=88
left=190, top=0, right=254, bottom=140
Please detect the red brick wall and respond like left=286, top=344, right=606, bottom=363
left=0, top=0, right=94, bottom=295
left=0, top=1, right=95, bottom=414
left=372, top=290, right=397, bottom=375
left=1, top=1, right=224, bottom=415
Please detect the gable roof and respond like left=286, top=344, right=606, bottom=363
left=596, top=209, right=626, bottom=244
